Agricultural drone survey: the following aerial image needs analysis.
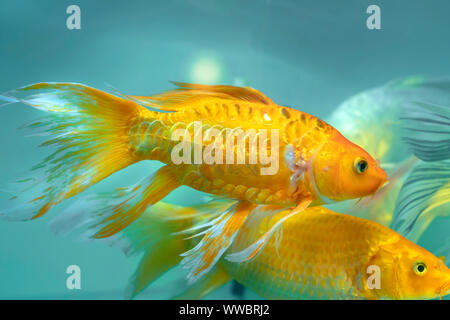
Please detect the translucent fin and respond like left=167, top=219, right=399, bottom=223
left=0, top=82, right=150, bottom=220
left=434, top=238, right=450, bottom=267
left=385, top=76, right=450, bottom=91
left=401, top=101, right=450, bottom=162
left=173, top=266, right=230, bottom=300
left=0, top=94, right=17, bottom=107
left=339, top=156, right=417, bottom=226
left=124, top=82, right=274, bottom=111
left=50, top=199, right=210, bottom=299
left=104, top=83, right=175, bottom=114
left=102, top=166, right=181, bottom=238
left=329, top=75, right=450, bottom=164
left=50, top=196, right=236, bottom=297
left=226, top=198, right=312, bottom=262
left=180, top=201, right=255, bottom=284
left=166, top=199, right=236, bottom=222
left=111, top=202, right=193, bottom=299
left=49, top=166, right=179, bottom=239
left=391, top=160, right=450, bottom=241
left=124, top=233, right=184, bottom=299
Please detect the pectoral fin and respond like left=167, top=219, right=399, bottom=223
left=226, top=198, right=312, bottom=263
left=180, top=201, right=256, bottom=283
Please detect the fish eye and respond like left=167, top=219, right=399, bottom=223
left=354, top=157, right=368, bottom=174
left=413, top=261, right=428, bottom=276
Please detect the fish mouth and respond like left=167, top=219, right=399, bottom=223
left=371, top=179, right=389, bottom=198
left=378, top=180, right=389, bottom=191
left=375, top=164, right=389, bottom=184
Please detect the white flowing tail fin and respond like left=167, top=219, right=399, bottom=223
left=392, top=160, right=450, bottom=242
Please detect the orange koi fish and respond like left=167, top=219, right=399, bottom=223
left=327, top=76, right=450, bottom=230
left=0, top=82, right=387, bottom=281
left=57, top=200, right=450, bottom=300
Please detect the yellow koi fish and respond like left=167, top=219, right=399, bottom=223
left=226, top=206, right=450, bottom=300
left=56, top=201, right=449, bottom=300
left=0, top=82, right=387, bottom=280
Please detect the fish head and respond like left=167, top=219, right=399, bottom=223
left=371, top=239, right=450, bottom=300
left=396, top=240, right=450, bottom=300
left=310, top=133, right=388, bottom=203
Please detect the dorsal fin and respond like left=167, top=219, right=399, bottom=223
left=125, top=82, right=275, bottom=111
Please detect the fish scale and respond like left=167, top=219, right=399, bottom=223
left=127, top=99, right=333, bottom=206
left=223, top=207, right=397, bottom=299
left=128, top=109, right=289, bottom=204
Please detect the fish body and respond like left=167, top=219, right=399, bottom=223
left=223, top=206, right=448, bottom=300
left=0, top=82, right=387, bottom=211
left=84, top=201, right=450, bottom=300
left=127, top=83, right=385, bottom=207
left=128, top=97, right=310, bottom=207
left=0, top=82, right=387, bottom=280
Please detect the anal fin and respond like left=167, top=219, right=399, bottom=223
left=93, top=165, right=180, bottom=238
left=173, top=266, right=230, bottom=300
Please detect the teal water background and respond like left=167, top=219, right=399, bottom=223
left=0, top=0, right=449, bottom=299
